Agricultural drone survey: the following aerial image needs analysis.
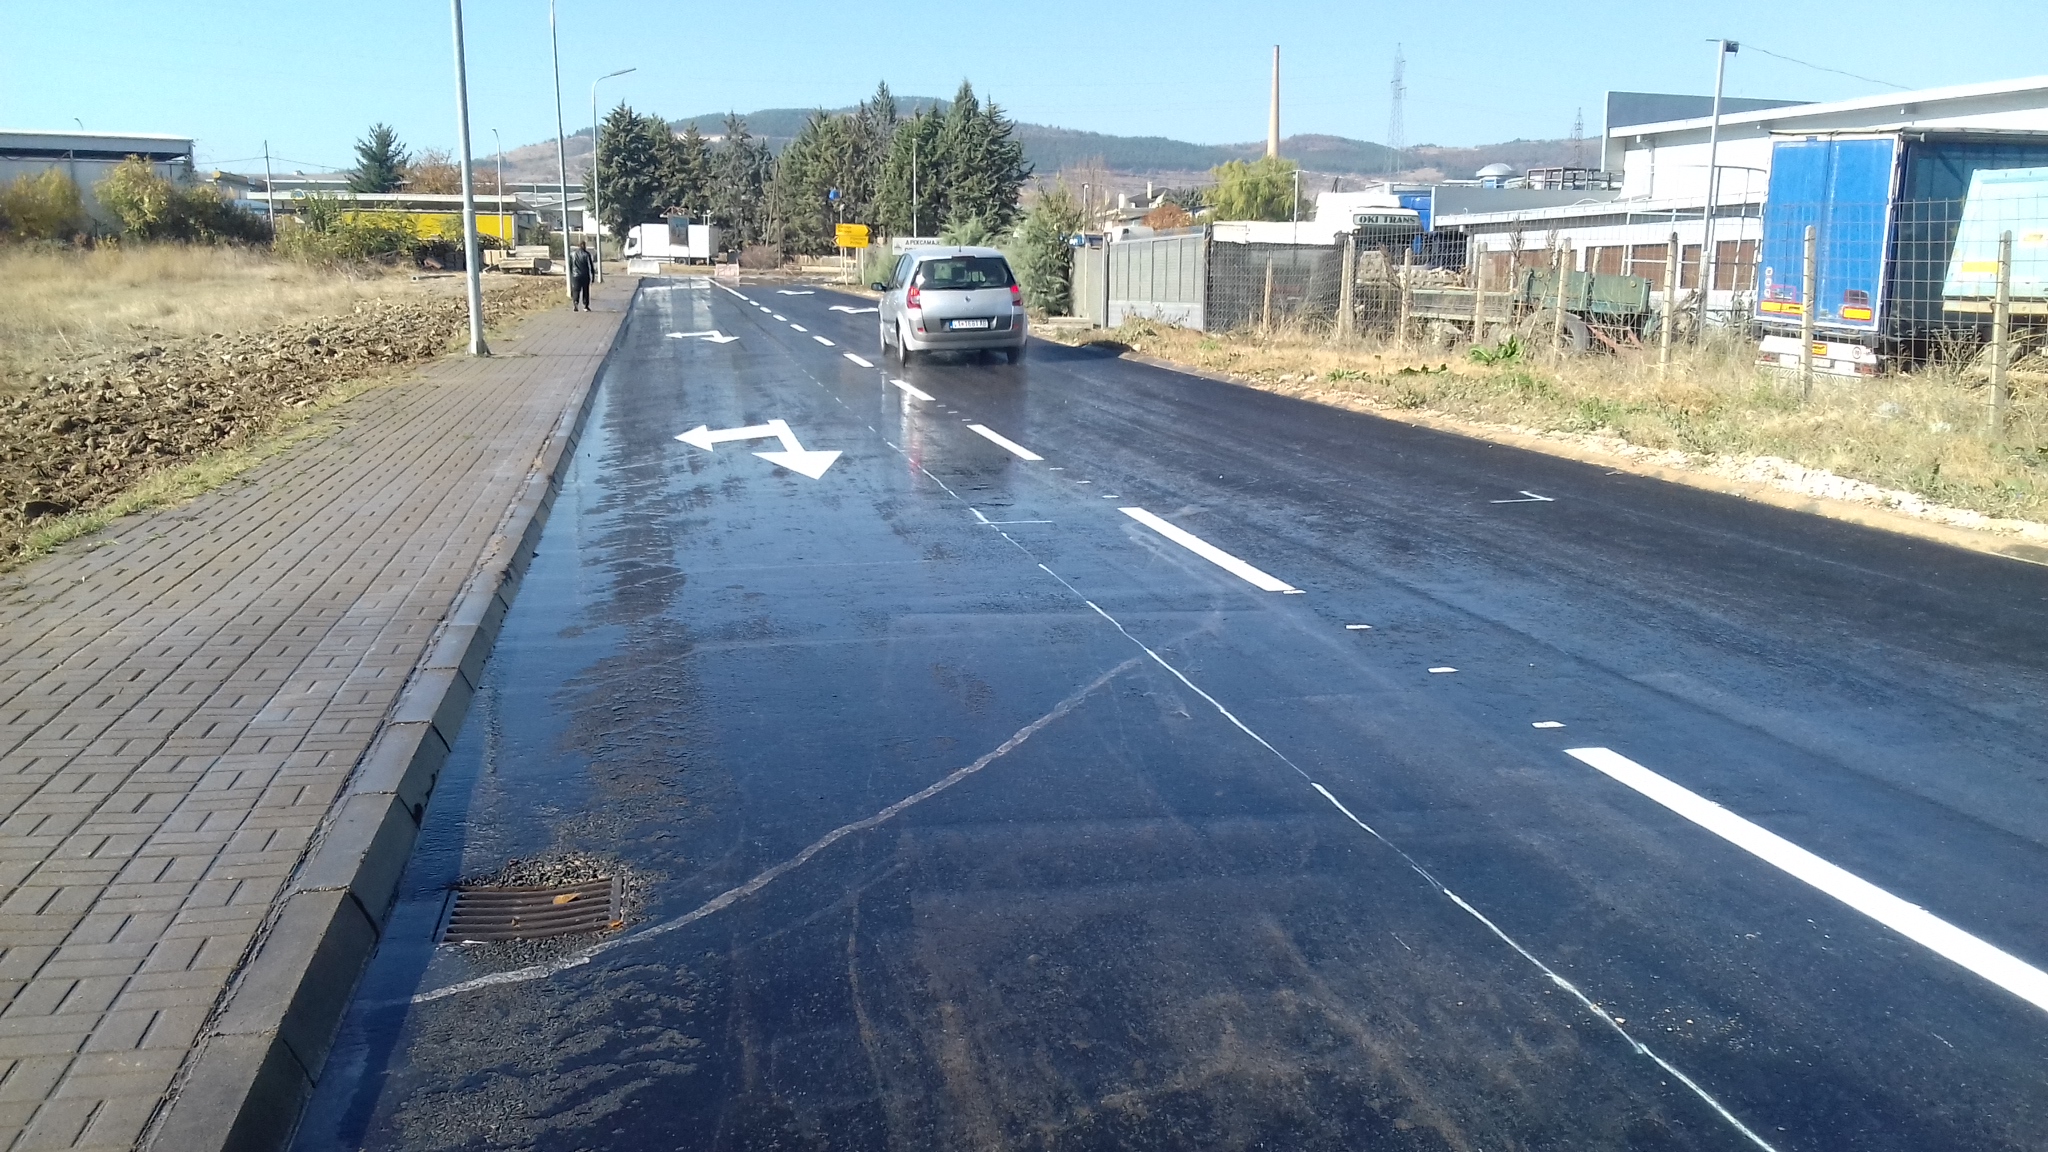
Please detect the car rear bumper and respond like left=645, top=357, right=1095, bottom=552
left=903, top=311, right=1028, bottom=351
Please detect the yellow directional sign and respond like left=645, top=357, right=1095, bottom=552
left=835, top=223, right=870, bottom=249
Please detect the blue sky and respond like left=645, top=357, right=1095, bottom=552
left=3, top=0, right=2043, bottom=173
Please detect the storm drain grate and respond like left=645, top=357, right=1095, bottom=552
left=438, top=877, right=623, bottom=943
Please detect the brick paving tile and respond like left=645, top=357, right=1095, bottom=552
left=0, top=286, right=629, bottom=1150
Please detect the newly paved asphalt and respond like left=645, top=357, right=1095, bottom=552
left=292, top=279, right=2048, bottom=1152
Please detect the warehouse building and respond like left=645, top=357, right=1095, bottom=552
left=0, top=129, right=194, bottom=231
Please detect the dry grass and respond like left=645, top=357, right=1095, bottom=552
left=1065, top=320, right=2048, bottom=526
left=0, top=245, right=435, bottom=394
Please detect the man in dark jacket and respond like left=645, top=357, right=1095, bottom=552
left=569, top=241, right=594, bottom=310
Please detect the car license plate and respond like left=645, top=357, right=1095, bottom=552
left=946, top=318, right=992, bottom=330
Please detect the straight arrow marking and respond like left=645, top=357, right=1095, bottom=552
left=830, top=305, right=880, bottom=314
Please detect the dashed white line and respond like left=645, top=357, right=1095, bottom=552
left=966, top=424, right=1043, bottom=461
left=1345, top=624, right=1373, bottom=631
left=1569, top=746, right=2048, bottom=1017
left=1428, top=667, right=1458, bottom=674
left=773, top=314, right=787, bottom=321
left=790, top=323, right=807, bottom=332
left=813, top=335, right=835, bottom=346
left=890, top=378, right=935, bottom=402
left=844, top=353, right=874, bottom=368
left=1118, top=507, right=1297, bottom=593
left=1532, top=721, right=1566, bottom=729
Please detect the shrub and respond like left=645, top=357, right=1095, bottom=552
left=97, top=157, right=270, bottom=245
left=1208, top=157, right=1299, bottom=222
left=274, top=196, right=417, bottom=265
left=0, top=170, right=89, bottom=242
left=1009, top=183, right=1084, bottom=314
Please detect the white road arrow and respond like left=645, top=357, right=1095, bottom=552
left=1489, top=490, right=1555, bottom=504
left=675, top=418, right=841, bottom=479
left=829, top=305, right=879, bottom=315
left=667, top=330, right=739, bottom=344
left=776, top=290, right=816, bottom=296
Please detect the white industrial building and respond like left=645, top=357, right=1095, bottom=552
left=0, top=129, right=195, bottom=231
left=1435, top=76, right=2048, bottom=315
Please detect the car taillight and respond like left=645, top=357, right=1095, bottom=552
left=1009, top=284, right=1021, bottom=306
left=906, top=282, right=922, bottom=309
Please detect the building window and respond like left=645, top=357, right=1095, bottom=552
left=1628, top=244, right=1670, bottom=290
left=1715, top=239, right=1758, bottom=291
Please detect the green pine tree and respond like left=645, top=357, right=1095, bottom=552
left=348, top=124, right=409, bottom=194
left=588, top=104, right=669, bottom=242
left=1011, top=183, right=1084, bottom=313
left=707, top=114, right=771, bottom=247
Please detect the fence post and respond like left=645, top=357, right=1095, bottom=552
left=1470, top=242, right=1486, bottom=346
left=1991, top=228, right=2013, bottom=437
left=1261, top=257, right=1275, bottom=334
left=1397, top=246, right=1415, bottom=349
left=1800, top=224, right=1817, bottom=403
left=1660, top=232, right=1678, bottom=373
left=1338, top=233, right=1357, bottom=340
left=1551, top=243, right=1569, bottom=353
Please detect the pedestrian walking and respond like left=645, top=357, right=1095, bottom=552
left=569, top=240, right=594, bottom=311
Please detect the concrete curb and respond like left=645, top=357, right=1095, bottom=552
left=145, top=287, right=640, bottom=1152
left=1112, top=348, right=2048, bottom=570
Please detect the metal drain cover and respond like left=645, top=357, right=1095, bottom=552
left=439, top=877, right=622, bottom=943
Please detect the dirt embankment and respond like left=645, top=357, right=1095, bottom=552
left=0, top=274, right=561, bottom=562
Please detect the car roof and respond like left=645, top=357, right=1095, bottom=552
left=908, top=246, right=1009, bottom=261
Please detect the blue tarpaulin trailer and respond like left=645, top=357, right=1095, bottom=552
left=1754, top=130, right=2048, bottom=370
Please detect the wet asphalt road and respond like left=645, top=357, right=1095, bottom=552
left=293, top=279, right=2048, bottom=1152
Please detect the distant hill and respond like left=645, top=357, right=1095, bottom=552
left=492, top=98, right=1578, bottom=187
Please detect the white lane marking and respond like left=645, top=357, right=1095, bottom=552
left=412, top=657, right=1142, bottom=1003
left=790, top=323, right=807, bottom=332
left=1345, top=624, right=1373, bottom=630
left=966, top=424, right=1043, bottom=461
left=1568, top=746, right=2048, bottom=1017
left=1532, top=721, right=1566, bottom=728
left=1491, top=490, right=1556, bottom=504
left=675, top=419, right=841, bottom=479
left=777, top=289, right=815, bottom=295
left=1009, top=564, right=1779, bottom=1152
left=1428, top=666, right=1458, bottom=674
left=968, top=508, right=1053, bottom=526
left=1118, top=507, right=1297, bottom=593
left=813, top=335, right=835, bottom=346
left=830, top=304, right=879, bottom=314
left=890, top=378, right=935, bottom=402
left=666, top=330, right=738, bottom=344
left=844, top=353, right=874, bottom=368
left=773, top=314, right=787, bottom=321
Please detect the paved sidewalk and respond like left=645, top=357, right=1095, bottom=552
left=0, top=283, right=634, bottom=1151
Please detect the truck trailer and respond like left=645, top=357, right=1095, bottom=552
left=1754, top=129, right=2048, bottom=374
left=622, top=219, right=719, bottom=264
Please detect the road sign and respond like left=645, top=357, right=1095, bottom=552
left=836, top=223, right=870, bottom=249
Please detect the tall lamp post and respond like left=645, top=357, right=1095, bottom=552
left=590, top=66, right=636, bottom=283
left=491, top=127, right=506, bottom=250
left=449, top=0, right=487, bottom=355
left=549, top=0, right=572, bottom=300
left=1699, top=39, right=1738, bottom=332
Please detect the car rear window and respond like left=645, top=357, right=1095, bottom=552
left=915, top=256, right=1014, bottom=289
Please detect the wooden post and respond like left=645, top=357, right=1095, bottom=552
left=1551, top=243, right=1569, bottom=352
left=1800, top=224, right=1817, bottom=402
left=1397, top=246, right=1415, bottom=348
left=1470, top=240, right=1486, bottom=346
left=1338, top=233, right=1357, bottom=339
left=1659, top=232, right=1678, bottom=373
left=1991, top=228, right=2013, bottom=437
left=1261, top=257, right=1275, bottom=334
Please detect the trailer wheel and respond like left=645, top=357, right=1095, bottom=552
left=1562, top=315, right=1594, bottom=353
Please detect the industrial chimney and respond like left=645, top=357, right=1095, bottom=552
left=1267, top=46, right=1281, bottom=159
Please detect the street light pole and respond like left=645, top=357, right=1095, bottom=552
left=491, top=127, right=505, bottom=250
left=590, top=66, right=636, bottom=284
left=549, top=0, right=572, bottom=301
left=449, top=0, right=488, bottom=355
left=1699, top=39, right=1737, bottom=333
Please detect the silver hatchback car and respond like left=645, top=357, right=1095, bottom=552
left=874, top=246, right=1028, bottom=364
